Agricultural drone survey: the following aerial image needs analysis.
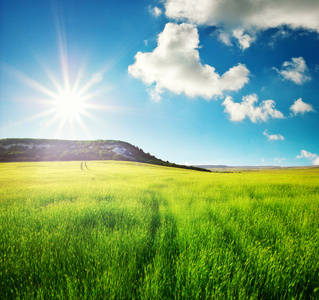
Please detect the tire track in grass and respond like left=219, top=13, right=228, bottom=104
left=141, top=192, right=161, bottom=261
left=80, top=162, right=90, bottom=171
left=80, top=162, right=98, bottom=181
left=136, top=191, right=180, bottom=298
left=135, top=191, right=162, bottom=293
left=156, top=211, right=180, bottom=299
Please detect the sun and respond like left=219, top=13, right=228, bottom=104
left=54, top=91, right=84, bottom=120
left=3, top=9, right=117, bottom=139
left=5, top=58, right=109, bottom=139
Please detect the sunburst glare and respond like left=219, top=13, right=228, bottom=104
left=54, top=91, right=85, bottom=120
left=1, top=1, right=146, bottom=140
left=2, top=60, right=105, bottom=139
left=1, top=5, right=108, bottom=139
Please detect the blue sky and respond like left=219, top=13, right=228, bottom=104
left=1, top=0, right=318, bottom=166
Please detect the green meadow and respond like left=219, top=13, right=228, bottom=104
left=1, top=161, right=319, bottom=299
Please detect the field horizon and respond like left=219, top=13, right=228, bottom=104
left=1, top=160, right=319, bottom=299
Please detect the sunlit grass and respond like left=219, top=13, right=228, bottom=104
left=1, top=161, right=319, bottom=299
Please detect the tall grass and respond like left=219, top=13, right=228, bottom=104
left=0, top=161, right=318, bottom=299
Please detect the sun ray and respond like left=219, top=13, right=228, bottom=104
left=30, top=54, right=65, bottom=94
left=74, top=114, right=91, bottom=137
left=68, top=118, right=75, bottom=138
left=71, top=60, right=88, bottom=94
left=71, top=69, right=85, bottom=94
left=4, top=108, right=57, bottom=129
left=55, top=116, right=68, bottom=139
left=40, top=65, right=64, bottom=95
left=78, top=109, right=100, bottom=122
left=79, top=92, right=99, bottom=102
left=3, top=63, right=60, bottom=99
left=76, top=77, right=99, bottom=97
left=52, top=4, right=71, bottom=93
left=41, top=111, right=64, bottom=130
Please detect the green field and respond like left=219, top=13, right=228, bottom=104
left=1, top=161, right=319, bottom=299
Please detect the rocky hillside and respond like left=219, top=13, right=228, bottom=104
left=0, top=138, right=210, bottom=172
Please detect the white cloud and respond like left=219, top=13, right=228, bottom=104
left=147, top=85, right=163, bottom=102
left=222, top=94, right=284, bottom=122
left=232, top=29, right=255, bottom=50
left=263, top=129, right=285, bottom=141
left=149, top=6, right=162, bottom=17
left=128, top=23, right=250, bottom=101
left=296, top=150, right=319, bottom=165
left=218, top=32, right=232, bottom=46
left=274, top=57, right=311, bottom=84
left=290, top=98, right=315, bottom=115
left=296, top=150, right=317, bottom=159
left=164, top=0, right=319, bottom=48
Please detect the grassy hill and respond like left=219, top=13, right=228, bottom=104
left=0, top=138, right=209, bottom=172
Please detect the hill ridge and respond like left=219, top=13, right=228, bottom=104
left=0, top=138, right=210, bottom=172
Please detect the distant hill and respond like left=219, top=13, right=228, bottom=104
left=195, top=165, right=283, bottom=170
left=194, top=165, right=285, bottom=172
left=0, top=138, right=210, bottom=172
left=194, top=165, right=319, bottom=171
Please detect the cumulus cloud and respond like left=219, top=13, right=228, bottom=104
left=296, top=150, right=317, bottom=160
left=263, top=130, right=285, bottom=141
left=128, top=23, right=250, bottom=101
left=164, top=0, right=319, bottom=48
left=296, top=150, right=319, bottom=165
left=222, top=94, right=284, bottom=122
left=274, top=57, right=311, bottom=84
left=290, top=98, right=315, bottom=115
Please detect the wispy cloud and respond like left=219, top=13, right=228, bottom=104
left=269, top=29, right=291, bottom=47
left=149, top=6, right=162, bottom=17
left=232, top=28, right=255, bottom=50
left=222, top=94, right=284, bottom=123
left=275, top=157, right=286, bottom=164
left=263, top=130, right=285, bottom=141
left=296, top=150, right=319, bottom=165
left=217, top=32, right=232, bottom=46
left=128, top=23, right=250, bottom=101
left=290, top=98, right=315, bottom=115
left=274, top=57, right=311, bottom=84
left=164, top=0, right=319, bottom=49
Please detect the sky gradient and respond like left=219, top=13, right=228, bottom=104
left=1, top=0, right=318, bottom=166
